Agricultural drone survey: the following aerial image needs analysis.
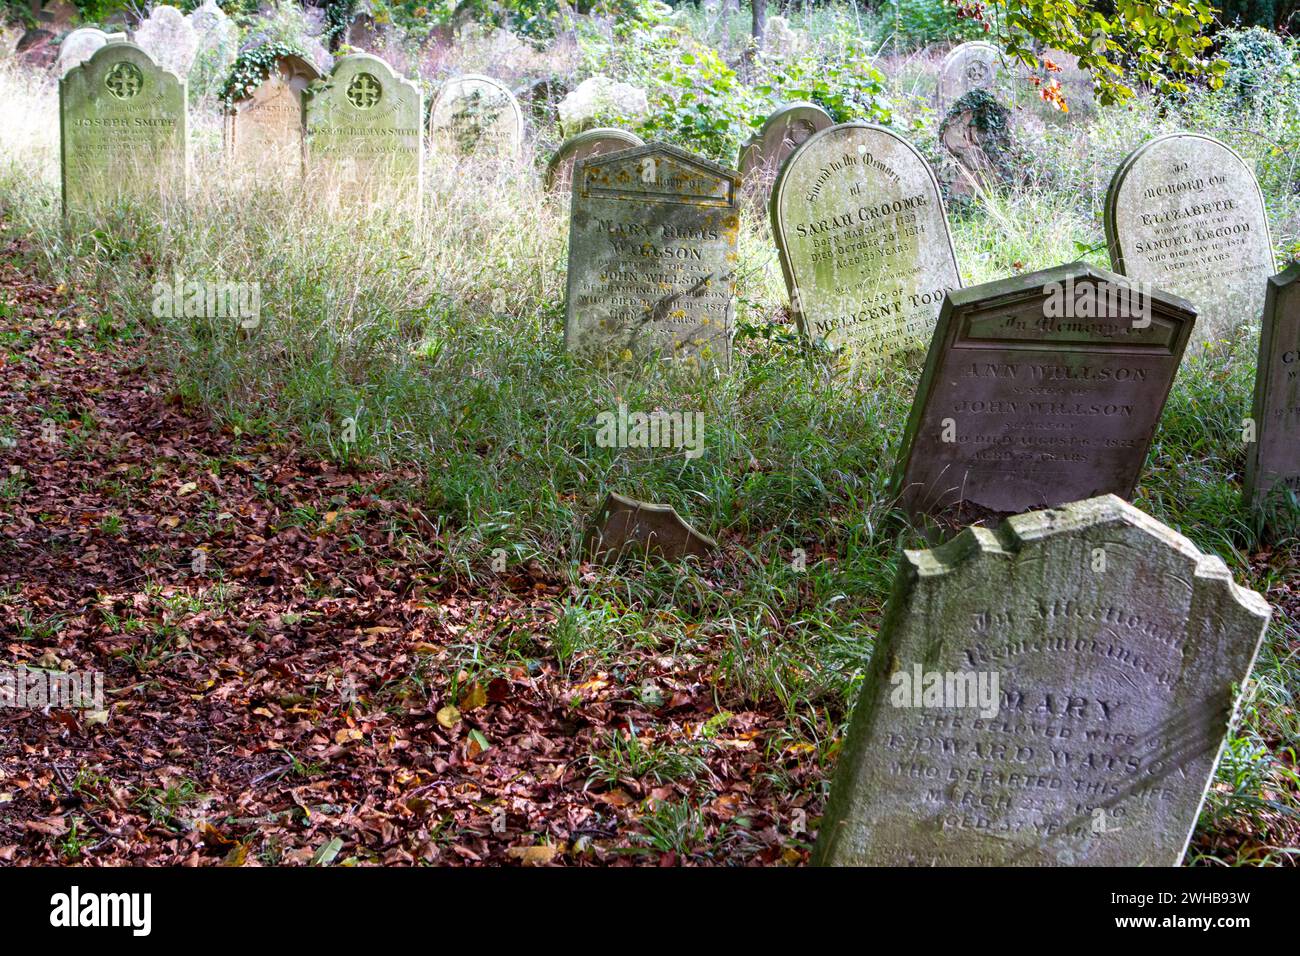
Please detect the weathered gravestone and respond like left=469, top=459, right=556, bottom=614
left=304, top=53, right=423, bottom=209
left=771, top=122, right=961, bottom=357
left=938, top=41, right=1003, bottom=114
left=891, top=263, right=1195, bottom=522
left=224, top=53, right=321, bottom=180
left=544, top=128, right=644, bottom=193
left=428, top=74, right=524, bottom=159
left=1244, top=262, right=1300, bottom=514
left=132, top=5, right=198, bottom=81
left=188, top=0, right=238, bottom=95
left=1105, top=133, right=1275, bottom=354
left=58, top=28, right=127, bottom=77
left=584, top=492, right=718, bottom=563
left=737, top=101, right=833, bottom=211
left=565, top=143, right=740, bottom=367
left=814, top=493, right=1271, bottom=866
left=938, top=90, right=1014, bottom=199
left=60, top=41, right=188, bottom=215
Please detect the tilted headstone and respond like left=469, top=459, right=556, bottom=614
left=1105, top=133, right=1275, bottom=353
left=304, top=53, right=423, bottom=209
left=814, top=493, right=1271, bottom=866
left=428, top=74, right=524, bottom=159
left=584, top=492, right=718, bottom=563
left=224, top=53, right=321, bottom=180
left=1245, top=262, right=1300, bottom=515
left=565, top=142, right=740, bottom=367
left=891, top=263, right=1196, bottom=522
left=60, top=41, right=188, bottom=215
left=737, top=101, right=832, bottom=211
left=58, top=28, right=127, bottom=77
left=771, top=122, right=961, bottom=357
left=544, top=128, right=644, bottom=193
left=938, top=41, right=1003, bottom=113
left=937, top=90, right=1013, bottom=199
left=132, top=5, right=199, bottom=80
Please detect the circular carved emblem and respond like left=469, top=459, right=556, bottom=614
left=105, top=62, right=143, bottom=100
left=965, top=59, right=993, bottom=87
left=347, top=72, right=382, bottom=110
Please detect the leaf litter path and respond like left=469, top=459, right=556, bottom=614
left=0, top=228, right=812, bottom=866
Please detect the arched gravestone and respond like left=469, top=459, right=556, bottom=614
left=565, top=143, right=740, bottom=368
left=544, top=128, right=644, bottom=193
left=737, top=101, right=833, bottom=211
left=814, top=494, right=1271, bottom=866
left=890, top=263, right=1196, bottom=523
left=1105, top=133, right=1275, bottom=353
left=58, top=27, right=126, bottom=77
left=224, top=53, right=321, bottom=180
left=132, top=4, right=198, bottom=80
left=60, top=41, right=188, bottom=216
left=304, top=53, right=423, bottom=210
left=771, top=122, right=961, bottom=357
left=1245, top=262, right=1300, bottom=515
left=428, top=74, right=525, bottom=159
left=937, top=41, right=1003, bottom=113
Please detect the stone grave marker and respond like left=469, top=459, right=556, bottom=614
left=544, top=128, right=644, bottom=193
left=428, top=73, right=524, bottom=159
left=737, top=101, right=833, bottom=211
left=60, top=41, right=188, bottom=215
left=565, top=142, right=740, bottom=367
left=771, top=122, right=961, bottom=357
left=133, top=4, right=198, bottom=80
left=584, top=492, right=718, bottom=563
left=814, top=493, right=1271, bottom=866
left=58, top=27, right=127, bottom=77
left=1105, top=133, right=1275, bottom=353
left=938, top=41, right=1003, bottom=113
left=937, top=90, right=1013, bottom=199
left=224, top=52, right=321, bottom=180
left=304, top=53, right=423, bottom=209
left=188, top=0, right=238, bottom=94
left=1245, top=262, right=1300, bottom=515
left=891, top=263, right=1196, bottom=523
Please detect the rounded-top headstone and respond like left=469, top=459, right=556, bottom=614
left=1105, top=132, right=1275, bottom=352
left=225, top=53, right=322, bottom=179
left=770, top=122, right=961, bottom=358
left=132, top=4, right=199, bottom=80
left=938, top=40, right=1002, bottom=113
left=58, top=27, right=128, bottom=77
left=428, top=73, right=525, bottom=158
left=544, top=128, right=644, bottom=193
left=738, top=101, right=833, bottom=210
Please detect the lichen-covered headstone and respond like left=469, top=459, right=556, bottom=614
left=58, top=28, right=127, bottom=77
left=815, top=494, right=1271, bottom=866
left=938, top=41, right=1003, bottom=113
left=428, top=74, right=524, bottom=158
left=224, top=53, right=320, bottom=180
left=304, top=52, right=423, bottom=210
left=1105, top=133, right=1275, bottom=354
left=1245, top=262, right=1300, bottom=517
left=737, top=101, right=832, bottom=211
left=565, top=142, right=740, bottom=367
left=938, top=89, right=1013, bottom=198
left=133, top=5, right=199, bottom=80
left=891, top=263, right=1195, bottom=523
left=60, top=41, right=188, bottom=215
left=544, top=128, right=644, bottom=193
left=771, top=122, right=961, bottom=357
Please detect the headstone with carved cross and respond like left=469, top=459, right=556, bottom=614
left=428, top=74, right=525, bottom=159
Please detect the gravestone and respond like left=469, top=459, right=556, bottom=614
left=565, top=142, right=740, bottom=367
left=814, top=493, right=1271, bottom=866
left=58, top=28, right=127, bottom=77
left=428, top=74, right=524, bottom=158
left=132, top=5, right=198, bottom=80
left=938, top=41, right=1003, bottom=113
left=60, top=41, right=188, bottom=215
left=771, top=122, right=961, bottom=357
left=224, top=53, right=321, bottom=180
left=188, top=0, right=238, bottom=95
left=1105, top=133, right=1275, bottom=353
left=1244, top=262, right=1300, bottom=514
left=545, top=128, right=644, bottom=193
left=584, top=492, right=718, bottom=563
left=737, top=101, right=833, bottom=211
left=938, top=90, right=1013, bottom=199
left=891, top=263, right=1195, bottom=523
left=304, top=53, right=423, bottom=209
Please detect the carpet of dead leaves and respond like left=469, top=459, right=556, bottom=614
left=0, top=230, right=817, bottom=866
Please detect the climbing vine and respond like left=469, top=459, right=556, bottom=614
left=219, top=41, right=310, bottom=105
